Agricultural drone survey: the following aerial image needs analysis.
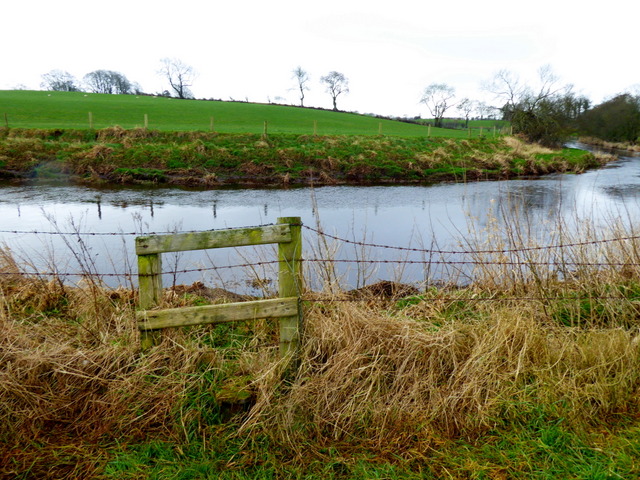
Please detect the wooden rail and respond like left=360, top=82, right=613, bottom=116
left=135, top=217, right=303, bottom=356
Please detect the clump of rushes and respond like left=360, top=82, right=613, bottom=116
left=0, top=128, right=614, bottom=187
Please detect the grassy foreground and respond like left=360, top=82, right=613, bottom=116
left=0, top=127, right=610, bottom=187
left=2, top=215, right=640, bottom=479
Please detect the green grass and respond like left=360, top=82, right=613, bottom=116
left=98, top=421, right=640, bottom=479
left=0, top=90, right=499, bottom=138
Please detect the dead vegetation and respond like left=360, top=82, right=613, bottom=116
left=2, top=211, right=640, bottom=476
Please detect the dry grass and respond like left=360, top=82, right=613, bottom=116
left=3, top=209, right=640, bottom=475
left=503, top=135, right=555, bottom=155
left=241, top=298, right=640, bottom=456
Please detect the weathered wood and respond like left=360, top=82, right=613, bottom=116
left=136, top=219, right=303, bottom=357
left=138, top=253, right=162, bottom=349
left=138, top=297, right=299, bottom=330
left=135, top=224, right=291, bottom=255
left=278, top=217, right=303, bottom=356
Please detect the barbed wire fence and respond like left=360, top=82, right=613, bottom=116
left=1, top=222, right=640, bottom=304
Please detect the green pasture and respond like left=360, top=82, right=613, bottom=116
left=0, top=90, right=503, bottom=138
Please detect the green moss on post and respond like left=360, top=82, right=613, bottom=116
left=138, top=253, right=162, bottom=349
left=277, top=217, right=303, bottom=358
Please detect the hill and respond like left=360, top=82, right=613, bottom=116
left=1, top=90, right=492, bottom=138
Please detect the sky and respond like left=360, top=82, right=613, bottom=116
left=3, top=0, right=638, bottom=118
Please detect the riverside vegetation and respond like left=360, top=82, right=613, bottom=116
left=0, top=90, right=612, bottom=186
left=0, top=127, right=610, bottom=187
left=2, top=211, right=640, bottom=479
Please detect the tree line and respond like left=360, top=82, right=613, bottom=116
left=39, top=61, right=639, bottom=147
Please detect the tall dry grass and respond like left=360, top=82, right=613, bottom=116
left=2, top=205, right=640, bottom=475
left=241, top=298, right=640, bottom=455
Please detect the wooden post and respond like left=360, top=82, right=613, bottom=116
left=138, top=253, right=162, bottom=349
left=210, top=116, right=214, bottom=132
left=88, top=112, right=93, bottom=129
left=468, top=128, right=471, bottom=137
left=277, top=217, right=303, bottom=357
left=4, top=113, right=8, bottom=128
left=427, top=125, right=431, bottom=137
left=313, top=120, right=317, bottom=136
left=493, top=126, right=497, bottom=137
left=378, top=122, right=382, bottom=135
left=144, top=114, right=149, bottom=129
left=135, top=220, right=303, bottom=355
left=480, top=126, right=483, bottom=137
left=263, top=120, right=268, bottom=139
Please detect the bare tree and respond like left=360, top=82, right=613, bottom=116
left=40, top=70, right=81, bottom=92
left=320, top=71, right=349, bottom=111
left=476, top=101, right=495, bottom=120
left=83, top=70, right=133, bottom=94
left=483, top=69, right=525, bottom=115
left=484, top=65, right=577, bottom=145
left=158, top=58, right=196, bottom=99
left=420, top=83, right=456, bottom=128
left=292, top=66, right=310, bottom=107
left=456, top=98, right=475, bottom=127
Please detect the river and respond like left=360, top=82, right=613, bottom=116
left=1, top=143, right=638, bottom=292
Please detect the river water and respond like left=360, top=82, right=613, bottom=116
left=1, top=144, right=638, bottom=292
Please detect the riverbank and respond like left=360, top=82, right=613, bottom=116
left=578, top=136, right=640, bottom=153
left=0, top=127, right=613, bottom=187
left=2, top=214, right=640, bottom=478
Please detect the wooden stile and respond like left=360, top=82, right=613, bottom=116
left=136, top=217, right=303, bottom=356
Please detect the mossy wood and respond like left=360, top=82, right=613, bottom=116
left=136, top=217, right=303, bottom=355
left=137, top=297, right=299, bottom=330
left=277, top=217, right=303, bottom=357
left=135, top=224, right=291, bottom=255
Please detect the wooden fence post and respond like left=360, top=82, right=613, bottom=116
left=88, top=112, right=93, bottom=129
left=277, top=217, right=303, bottom=357
left=136, top=219, right=304, bottom=354
left=138, top=253, right=162, bottom=349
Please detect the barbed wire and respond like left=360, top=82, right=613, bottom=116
left=2, top=255, right=640, bottom=279
left=303, top=258, right=640, bottom=267
left=0, top=223, right=277, bottom=237
left=2, top=223, right=638, bottom=258
left=300, top=294, right=640, bottom=304
left=302, top=225, right=640, bottom=255
left=0, top=260, right=281, bottom=278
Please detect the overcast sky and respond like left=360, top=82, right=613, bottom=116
left=3, top=0, right=638, bottom=117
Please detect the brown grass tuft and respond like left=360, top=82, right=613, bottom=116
left=242, top=298, right=640, bottom=455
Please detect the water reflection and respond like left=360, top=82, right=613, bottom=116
left=0, top=149, right=638, bottom=290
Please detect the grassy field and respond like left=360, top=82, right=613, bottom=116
left=0, top=90, right=503, bottom=138
left=2, top=212, right=640, bottom=479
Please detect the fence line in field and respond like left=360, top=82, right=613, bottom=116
left=2, top=112, right=508, bottom=137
